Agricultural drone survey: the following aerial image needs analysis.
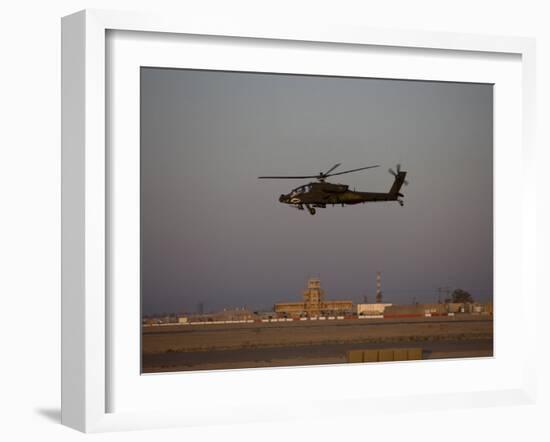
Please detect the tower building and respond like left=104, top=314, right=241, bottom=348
left=274, top=277, right=352, bottom=317
left=303, top=277, right=324, bottom=314
left=376, top=271, right=383, bottom=303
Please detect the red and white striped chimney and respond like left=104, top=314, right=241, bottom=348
left=376, top=271, right=382, bottom=303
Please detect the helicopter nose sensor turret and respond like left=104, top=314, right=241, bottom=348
left=279, top=194, right=288, bottom=203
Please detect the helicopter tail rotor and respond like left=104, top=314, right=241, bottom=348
left=389, top=164, right=408, bottom=186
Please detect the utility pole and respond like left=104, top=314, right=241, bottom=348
left=437, top=287, right=451, bottom=303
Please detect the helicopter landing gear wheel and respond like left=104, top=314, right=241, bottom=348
left=309, top=208, right=316, bottom=215
left=398, top=200, right=404, bottom=207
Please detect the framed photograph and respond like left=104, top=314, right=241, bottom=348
left=61, top=9, right=537, bottom=432
left=139, top=67, right=495, bottom=374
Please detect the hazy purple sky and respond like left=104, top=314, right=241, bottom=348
left=141, top=68, right=493, bottom=315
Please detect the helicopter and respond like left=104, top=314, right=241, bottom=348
left=258, top=163, right=408, bottom=215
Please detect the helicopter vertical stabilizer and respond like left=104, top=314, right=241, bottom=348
left=388, top=164, right=408, bottom=197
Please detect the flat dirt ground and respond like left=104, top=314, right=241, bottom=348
left=142, top=315, right=493, bottom=373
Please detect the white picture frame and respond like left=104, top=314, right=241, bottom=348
left=61, top=9, right=537, bottom=433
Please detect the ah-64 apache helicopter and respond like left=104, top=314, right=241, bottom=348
left=258, top=163, right=408, bottom=215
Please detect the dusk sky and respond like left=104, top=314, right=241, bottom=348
left=140, top=68, right=493, bottom=315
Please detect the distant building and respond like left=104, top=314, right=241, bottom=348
left=255, top=311, right=278, bottom=320
left=383, top=302, right=490, bottom=316
left=447, top=303, right=464, bottom=313
left=357, top=303, right=392, bottom=315
left=217, top=308, right=254, bottom=321
left=189, top=307, right=254, bottom=323
left=274, top=278, right=353, bottom=317
left=471, top=303, right=493, bottom=314
left=421, top=303, right=448, bottom=314
left=384, top=303, right=448, bottom=316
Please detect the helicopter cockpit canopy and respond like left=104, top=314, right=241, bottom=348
left=289, top=184, right=311, bottom=197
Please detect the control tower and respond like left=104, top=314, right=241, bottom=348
left=274, top=277, right=352, bottom=317
left=303, top=277, right=324, bottom=314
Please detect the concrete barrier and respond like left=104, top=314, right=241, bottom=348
left=383, top=314, right=423, bottom=319
left=407, top=348, right=422, bottom=360
left=346, top=350, right=364, bottom=363
left=378, top=349, right=395, bottom=361
left=393, top=348, right=409, bottom=361
left=363, top=349, right=379, bottom=362
left=346, top=347, right=423, bottom=363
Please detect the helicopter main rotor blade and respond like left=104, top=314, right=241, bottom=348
left=258, top=175, right=319, bottom=179
left=326, top=165, right=379, bottom=177
left=323, top=163, right=341, bottom=176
